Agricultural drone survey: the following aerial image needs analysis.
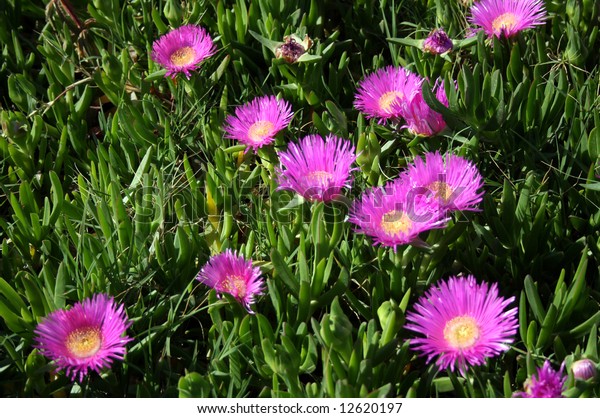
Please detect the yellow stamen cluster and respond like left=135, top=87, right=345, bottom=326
left=378, top=91, right=404, bottom=113
left=443, top=316, right=480, bottom=349
left=170, top=46, right=196, bottom=66
left=222, top=275, right=247, bottom=298
left=248, top=121, right=274, bottom=143
left=381, top=210, right=412, bottom=236
left=307, top=170, right=334, bottom=184
left=428, top=181, right=453, bottom=203
left=491, top=12, right=518, bottom=35
left=66, top=327, right=102, bottom=358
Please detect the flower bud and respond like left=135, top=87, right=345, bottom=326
left=422, top=29, right=453, bottom=55
left=163, top=0, right=184, bottom=26
left=571, top=359, right=597, bottom=381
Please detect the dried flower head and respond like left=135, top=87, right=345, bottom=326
left=275, top=35, right=313, bottom=63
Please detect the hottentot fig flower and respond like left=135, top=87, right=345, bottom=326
left=514, top=361, right=566, bottom=398
left=276, top=134, right=357, bottom=202
left=469, top=0, right=547, bottom=39
left=34, top=294, right=133, bottom=382
left=405, top=275, right=518, bottom=373
left=151, top=24, right=216, bottom=79
left=196, top=249, right=265, bottom=313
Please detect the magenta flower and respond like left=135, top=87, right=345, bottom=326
left=400, top=151, right=484, bottom=213
left=400, top=79, right=449, bottom=136
left=223, top=96, right=294, bottom=152
left=348, top=179, right=449, bottom=251
left=151, top=24, right=217, bottom=79
left=514, top=361, right=566, bottom=398
left=276, top=134, right=356, bottom=202
left=196, top=249, right=265, bottom=313
left=422, top=29, right=454, bottom=54
left=405, top=275, right=518, bottom=373
left=470, top=0, right=547, bottom=38
left=354, top=66, right=422, bottom=124
left=34, top=294, right=133, bottom=382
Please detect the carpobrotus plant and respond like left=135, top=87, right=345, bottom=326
left=34, top=294, right=133, bottom=382
left=223, top=95, right=294, bottom=152
left=151, top=24, right=216, bottom=79
left=196, top=249, right=265, bottom=313
left=353, top=66, right=422, bottom=124
left=276, top=134, right=357, bottom=202
left=401, top=80, right=450, bottom=136
left=514, top=361, right=566, bottom=398
left=404, top=275, right=518, bottom=373
left=469, top=0, right=547, bottom=38
left=4, top=0, right=599, bottom=401
left=400, top=152, right=484, bottom=213
left=348, top=179, right=449, bottom=250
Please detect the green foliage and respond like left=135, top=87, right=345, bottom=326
left=0, top=0, right=599, bottom=398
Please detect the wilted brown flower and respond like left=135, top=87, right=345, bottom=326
left=275, top=35, right=313, bottom=63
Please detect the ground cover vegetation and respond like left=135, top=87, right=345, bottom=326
left=0, top=0, right=599, bottom=398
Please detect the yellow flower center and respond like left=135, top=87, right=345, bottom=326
left=428, top=181, right=453, bottom=203
left=170, top=46, right=196, bottom=66
left=66, top=327, right=102, bottom=358
left=443, top=316, right=480, bottom=349
left=378, top=91, right=404, bottom=113
left=380, top=210, right=412, bottom=236
left=492, top=12, right=518, bottom=35
left=248, top=121, right=275, bottom=143
left=307, top=170, right=333, bottom=184
left=222, top=275, right=247, bottom=298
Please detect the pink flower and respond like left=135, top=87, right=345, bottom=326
left=469, top=0, right=547, bottom=38
left=405, top=275, right=518, bottom=373
left=276, top=134, right=356, bottom=202
left=514, top=361, right=566, bottom=398
left=151, top=24, right=217, bottom=79
left=34, top=294, right=133, bottom=382
left=400, top=79, right=449, bottom=136
left=400, top=151, right=484, bottom=213
left=196, top=249, right=265, bottom=313
left=354, top=66, right=422, bottom=124
left=223, top=96, right=293, bottom=152
left=348, top=179, right=449, bottom=251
